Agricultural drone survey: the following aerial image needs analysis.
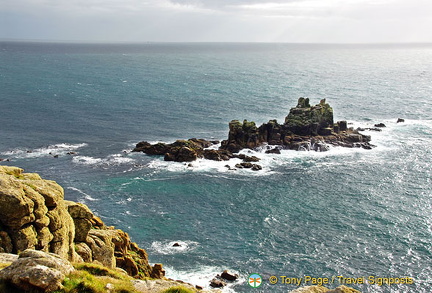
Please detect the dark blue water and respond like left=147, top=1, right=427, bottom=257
left=1, top=42, right=431, bottom=292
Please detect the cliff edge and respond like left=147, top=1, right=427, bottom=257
left=0, top=165, right=163, bottom=280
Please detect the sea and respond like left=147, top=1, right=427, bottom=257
left=0, top=41, right=431, bottom=292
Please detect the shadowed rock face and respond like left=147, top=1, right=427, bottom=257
left=0, top=166, right=157, bottom=280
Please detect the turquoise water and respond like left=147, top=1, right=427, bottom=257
left=1, top=42, right=431, bottom=292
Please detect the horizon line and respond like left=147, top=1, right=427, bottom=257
left=1, top=38, right=432, bottom=46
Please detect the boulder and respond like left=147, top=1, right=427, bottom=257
left=337, top=121, right=348, bottom=132
left=64, top=201, right=93, bottom=242
left=220, top=119, right=261, bottom=152
left=151, top=263, right=165, bottom=279
left=374, top=123, right=386, bottom=128
left=221, top=270, right=239, bottom=281
left=265, top=148, right=281, bottom=154
left=0, top=249, right=74, bottom=292
left=210, top=277, right=226, bottom=288
left=85, top=229, right=115, bottom=268
left=397, top=118, right=405, bottom=123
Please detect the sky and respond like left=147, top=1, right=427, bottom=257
left=1, top=0, right=431, bottom=43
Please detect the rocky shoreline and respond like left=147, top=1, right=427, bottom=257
left=0, top=165, right=362, bottom=292
left=133, top=98, right=375, bottom=170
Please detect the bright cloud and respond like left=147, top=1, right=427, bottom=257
left=0, top=0, right=431, bottom=42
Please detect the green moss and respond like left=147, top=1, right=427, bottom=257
left=161, top=285, right=197, bottom=293
left=72, top=263, right=131, bottom=281
left=242, top=120, right=257, bottom=131
left=56, top=268, right=140, bottom=293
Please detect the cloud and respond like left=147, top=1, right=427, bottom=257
left=1, top=0, right=431, bottom=42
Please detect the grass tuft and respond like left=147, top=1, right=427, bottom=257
left=161, top=285, right=197, bottom=293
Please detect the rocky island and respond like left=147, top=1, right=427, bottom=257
left=132, top=98, right=374, bottom=168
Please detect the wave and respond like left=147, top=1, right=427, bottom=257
left=66, top=186, right=99, bottom=202
left=150, top=240, right=200, bottom=255
left=163, top=265, right=243, bottom=292
left=0, top=143, right=88, bottom=159
left=72, top=154, right=135, bottom=167
left=143, top=119, right=432, bottom=176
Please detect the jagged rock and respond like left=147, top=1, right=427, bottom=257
left=284, top=98, right=334, bottom=136
left=74, top=242, right=92, bottom=262
left=266, top=148, right=281, bottom=154
left=236, top=154, right=260, bottom=162
left=90, top=215, right=105, bottom=229
left=210, top=277, right=226, bottom=288
left=203, top=149, right=232, bottom=161
left=221, top=270, right=239, bottom=281
left=374, top=123, right=386, bottom=127
left=251, top=164, right=263, bottom=171
left=151, top=263, right=166, bottom=279
left=221, top=120, right=261, bottom=152
left=65, top=201, right=94, bottom=242
left=0, top=249, right=74, bottom=292
left=338, top=121, right=348, bottom=132
left=134, top=138, right=217, bottom=162
left=85, top=229, right=115, bottom=268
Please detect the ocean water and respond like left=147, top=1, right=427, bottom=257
left=1, top=42, right=431, bottom=292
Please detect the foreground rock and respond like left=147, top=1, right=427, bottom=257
left=0, top=249, right=74, bottom=292
left=210, top=270, right=239, bottom=288
left=0, top=166, right=158, bottom=280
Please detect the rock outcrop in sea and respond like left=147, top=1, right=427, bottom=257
left=133, top=98, right=374, bottom=165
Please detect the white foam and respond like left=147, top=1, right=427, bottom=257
left=72, top=154, right=135, bottom=166
left=143, top=119, right=432, bottom=174
left=0, top=143, right=88, bottom=159
left=164, top=265, right=243, bottom=292
left=150, top=240, right=199, bottom=255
